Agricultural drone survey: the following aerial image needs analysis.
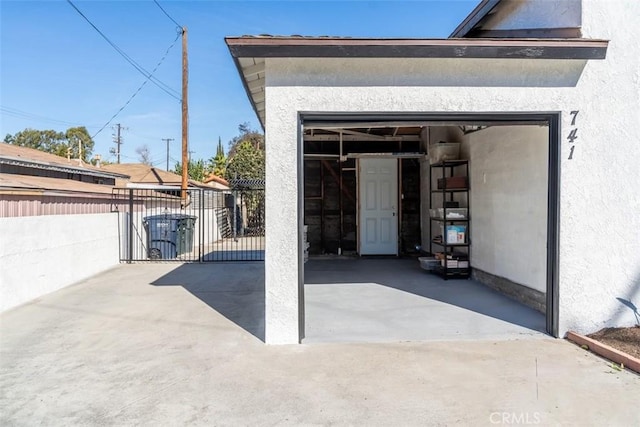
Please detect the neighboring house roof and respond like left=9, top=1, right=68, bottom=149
left=203, top=172, right=230, bottom=189
left=225, top=36, right=608, bottom=128
left=101, top=163, right=214, bottom=189
left=0, top=173, right=114, bottom=197
left=0, top=143, right=129, bottom=180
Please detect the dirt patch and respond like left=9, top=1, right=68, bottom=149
left=588, top=326, right=640, bottom=359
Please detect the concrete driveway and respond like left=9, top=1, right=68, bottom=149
left=1, top=263, right=638, bottom=426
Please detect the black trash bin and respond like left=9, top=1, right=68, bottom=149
left=176, top=215, right=197, bottom=256
left=143, top=214, right=197, bottom=259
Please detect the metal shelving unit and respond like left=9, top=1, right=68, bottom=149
left=429, top=160, right=470, bottom=279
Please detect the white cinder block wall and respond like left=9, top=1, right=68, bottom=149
left=0, top=213, right=120, bottom=312
left=263, top=0, right=640, bottom=343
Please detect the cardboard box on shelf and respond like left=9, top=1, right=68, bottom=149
left=429, top=142, right=460, bottom=164
left=440, top=225, right=467, bottom=244
left=437, top=176, right=468, bottom=189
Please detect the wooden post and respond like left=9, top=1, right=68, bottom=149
left=181, top=26, right=189, bottom=207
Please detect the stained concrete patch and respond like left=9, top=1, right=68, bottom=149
left=1, top=263, right=639, bottom=426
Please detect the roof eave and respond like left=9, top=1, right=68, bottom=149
left=0, top=157, right=131, bottom=180
left=225, top=38, right=608, bottom=60
left=449, top=0, right=502, bottom=38
left=225, top=36, right=609, bottom=129
left=228, top=49, right=266, bottom=130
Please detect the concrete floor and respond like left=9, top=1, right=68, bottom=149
left=304, top=258, right=546, bottom=343
left=194, top=236, right=265, bottom=261
left=1, top=263, right=639, bottom=426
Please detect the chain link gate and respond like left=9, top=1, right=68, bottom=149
left=112, top=182, right=264, bottom=262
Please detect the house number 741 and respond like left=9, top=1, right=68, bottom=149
left=568, top=110, right=579, bottom=160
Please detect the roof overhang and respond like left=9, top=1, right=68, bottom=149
left=226, top=37, right=607, bottom=59
left=0, top=157, right=130, bottom=180
left=449, top=0, right=501, bottom=38
left=226, top=36, right=609, bottom=128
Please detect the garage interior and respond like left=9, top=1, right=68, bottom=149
left=302, top=117, right=554, bottom=343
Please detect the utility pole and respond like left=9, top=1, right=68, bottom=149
left=180, top=26, right=189, bottom=207
left=112, top=123, right=124, bottom=164
left=162, top=138, right=174, bottom=170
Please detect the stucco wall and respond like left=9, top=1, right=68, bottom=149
left=559, top=0, right=640, bottom=333
left=0, top=213, right=120, bottom=312
left=481, top=0, right=581, bottom=31
left=263, top=0, right=640, bottom=342
left=464, top=126, right=548, bottom=293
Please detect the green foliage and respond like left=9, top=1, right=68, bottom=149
left=174, top=158, right=207, bottom=182
left=64, top=127, right=94, bottom=161
left=226, top=140, right=265, bottom=180
left=170, top=123, right=264, bottom=184
left=4, top=127, right=94, bottom=162
left=208, top=136, right=227, bottom=177
left=225, top=123, right=265, bottom=181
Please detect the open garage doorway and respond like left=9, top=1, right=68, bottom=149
left=300, top=113, right=560, bottom=343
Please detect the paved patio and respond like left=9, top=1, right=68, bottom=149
left=1, top=263, right=639, bottom=425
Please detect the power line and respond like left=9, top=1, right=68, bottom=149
left=66, top=0, right=180, bottom=101
left=90, top=32, right=181, bottom=139
left=127, top=130, right=164, bottom=141
left=162, top=138, right=174, bottom=170
left=153, top=0, right=182, bottom=28
left=0, top=106, right=100, bottom=128
left=112, top=123, right=125, bottom=164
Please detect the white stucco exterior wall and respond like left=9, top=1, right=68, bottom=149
left=262, top=0, right=639, bottom=342
left=465, top=126, right=548, bottom=293
left=264, top=106, right=302, bottom=344
left=481, top=0, right=581, bottom=31
left=0, top=213, right=120, bottom=312
left=558, top=0, right=640, bottom=333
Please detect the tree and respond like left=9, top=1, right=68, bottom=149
left=225, top=123, right=265, bottom=181
left=64, top=127, right=94, bottom=162
left=226, top=140, right=264, bottom=181
left=208, top=136, right=227, bottom=177
left=169, top=123, right=264, bottom=184
left=135, top=144, right=152, bottom=165
left=4, top=127, right=94, bottom=162
left=4, top=129, right=65, bottom=157
left=174, top=158, right=207, bottom=182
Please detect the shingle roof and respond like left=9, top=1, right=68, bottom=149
left=0, top=173, right=115, bottom=196
left=203, top=172, right=229, bottom=187
left=0, top=143, right=129, bottom=179
left=101, top=163, right=217, bottom=189
left=102, top=163, right=184, bottom=184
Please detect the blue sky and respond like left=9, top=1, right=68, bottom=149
left=1, top=0, right=477, bottom=168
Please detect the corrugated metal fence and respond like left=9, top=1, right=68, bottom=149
left=0, top=194, right=116, bottom=217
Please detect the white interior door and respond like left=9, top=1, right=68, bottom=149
left=359, top=158, right=398, bottom=255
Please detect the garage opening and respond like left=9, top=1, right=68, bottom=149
left=300, top=113, right=559, bottom=343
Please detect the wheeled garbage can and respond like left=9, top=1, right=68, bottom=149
left=143, top=214, right=197, bottom=259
